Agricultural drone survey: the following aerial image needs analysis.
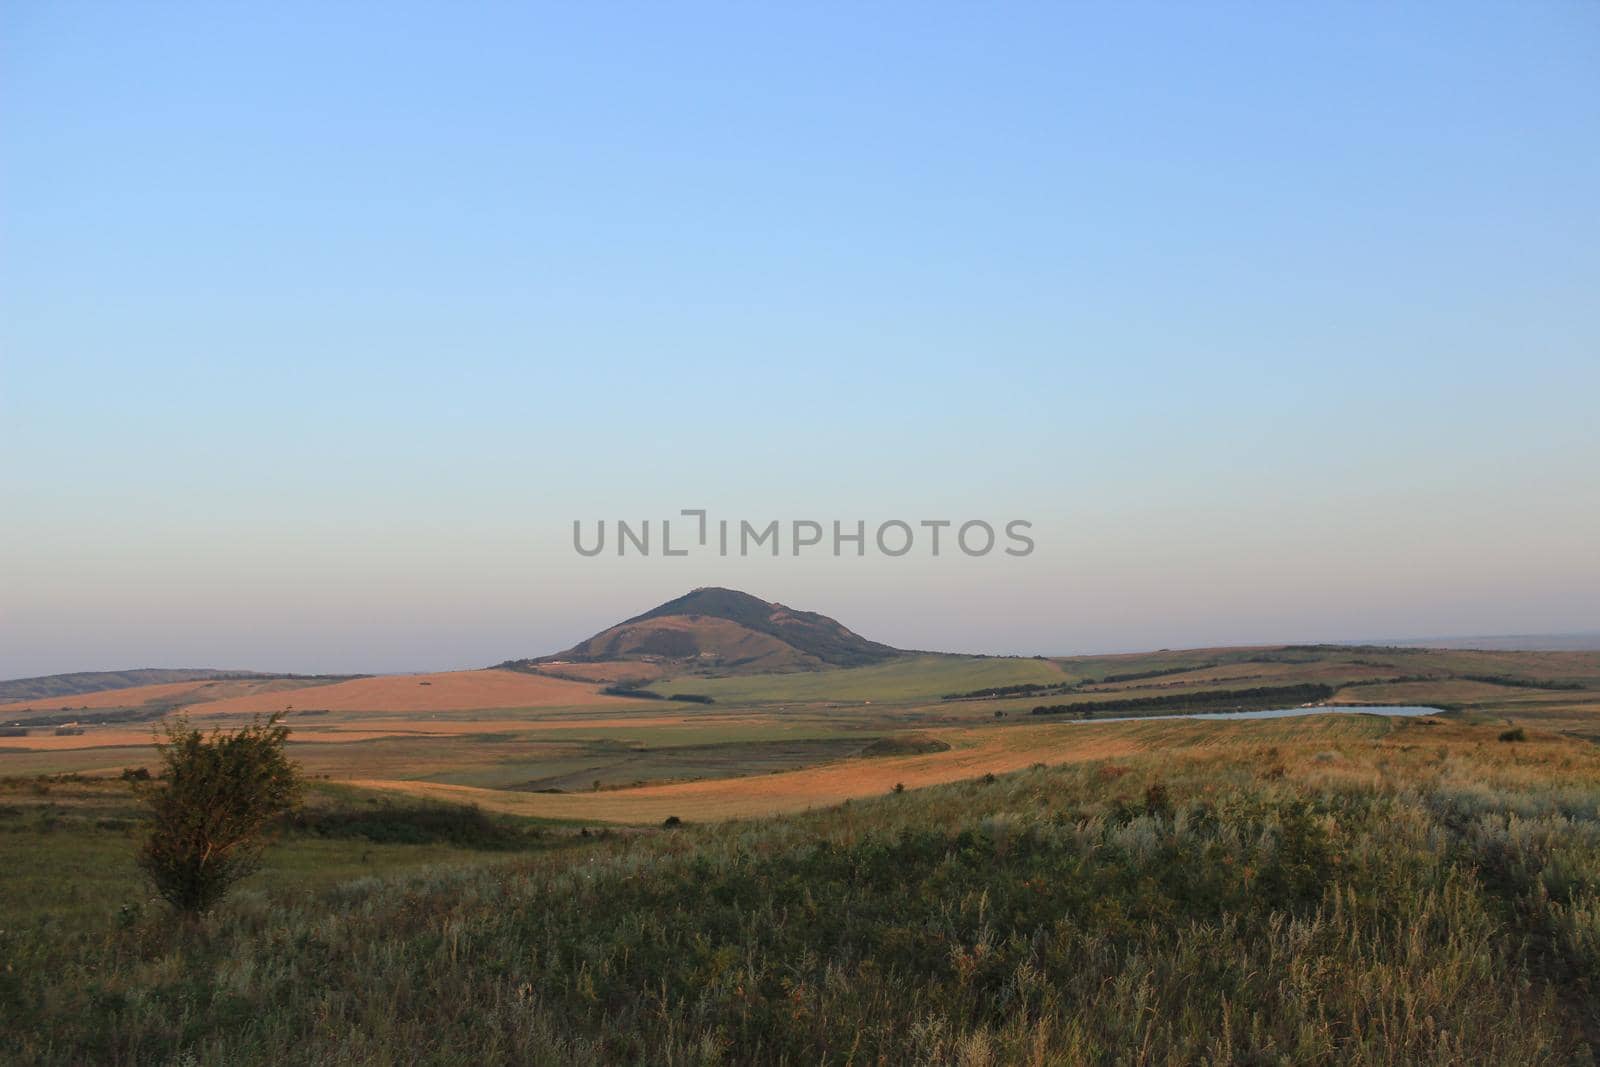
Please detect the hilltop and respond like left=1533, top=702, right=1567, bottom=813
left=509, top=587, right=904, bottom=675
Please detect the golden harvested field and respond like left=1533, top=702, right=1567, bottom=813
left=309, top=713, right=777, bottom=736
left=187, top=669, right=624, bottom=714
left=0, top=676, right=355, bottom=715
left=0, top=729, right=159, bottom=751
left=0, top=680, right=212, bottom=711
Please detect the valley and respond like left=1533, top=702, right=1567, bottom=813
left=6, top=589, right=1600, bottom=1062
left=5, top=590, right=1599, bottom=824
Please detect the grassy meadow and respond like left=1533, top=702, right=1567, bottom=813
left=5, top=714, right=1600, bottom=1063
left=5, top=644, right=1600, bottom=1062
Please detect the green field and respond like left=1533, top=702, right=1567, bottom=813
left=417, top=736, right=869, bottom=791
left=654, top=653, right=1068, bottom=703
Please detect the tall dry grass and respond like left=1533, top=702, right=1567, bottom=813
left=4, top=721, right=1598, bottom=1064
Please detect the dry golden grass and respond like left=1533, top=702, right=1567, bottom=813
left=0, top=681, right=209, bottom=711
left=0, top=728, right=159, bottom=751
left=328, top=712, right=767, bottom=735
left=187, top=669, right=624, bottom=714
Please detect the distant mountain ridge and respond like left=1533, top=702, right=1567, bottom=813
left=1362, top=633, right=1600, bottom=652
left=516, top=587, right=903, bottom=674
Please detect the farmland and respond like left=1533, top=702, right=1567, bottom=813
left=5, top=645, right=1600, bottom=824
left=6, top=642, right=1600, bottom=1062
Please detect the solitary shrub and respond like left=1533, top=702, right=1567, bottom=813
left=136, top=714, right=302, bottom=913
left=1499, top=727, right=1527, bottom=743
left=662, top=815, right=682, bottom=828
left=892, top=782, right=906, bottom=794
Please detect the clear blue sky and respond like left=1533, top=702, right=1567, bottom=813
left=3, top=2, right=1597, bottom=675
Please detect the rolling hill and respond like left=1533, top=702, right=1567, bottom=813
left=509, top=587, right=904, bottom=675
left=0, top=668, right=326, bottom=705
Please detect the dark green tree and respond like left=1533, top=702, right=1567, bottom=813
left=136, top=714, right=302, bottom=913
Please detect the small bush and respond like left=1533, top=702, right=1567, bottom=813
left=135, top=714, right=302, bottom=913
left=662, top=815, right=683, bottom=828
left=892, top=782, right=906, bottom=794
left=1499, top=727, right=1527, bottom=743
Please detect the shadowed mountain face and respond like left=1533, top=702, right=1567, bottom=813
left=530, top=588, right=903, bottom=673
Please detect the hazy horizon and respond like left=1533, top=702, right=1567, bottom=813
left=4, top=3, right=1597, bottom=678
left=6, top=576, right=1600, bottom=681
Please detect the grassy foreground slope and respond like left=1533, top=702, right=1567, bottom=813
left=6, top=719, right=1599, bottom=1064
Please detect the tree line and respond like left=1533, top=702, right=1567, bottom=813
left=601, top=686, right=715, bottom=704
left=1030, top=683, right=1335, bottom=718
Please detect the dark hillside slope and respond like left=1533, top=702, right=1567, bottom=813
left=622, top=587, right=901, bottom=667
